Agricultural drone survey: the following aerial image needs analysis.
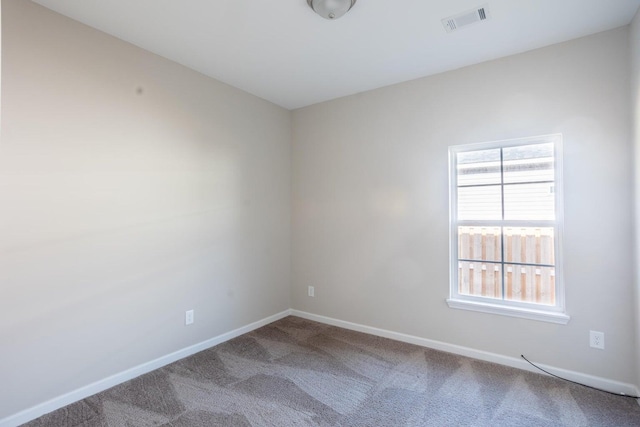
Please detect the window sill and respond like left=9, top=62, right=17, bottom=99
left=446, top=298, right=570, bottom=324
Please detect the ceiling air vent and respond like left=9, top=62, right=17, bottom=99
left=442, top=5, right=490, bottom=33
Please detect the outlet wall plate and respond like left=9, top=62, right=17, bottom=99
left=185, top=309, right=194, bottom=325
left=589, top=330, right=604, bottom=350
left=308, top=286, right=315, bottom=297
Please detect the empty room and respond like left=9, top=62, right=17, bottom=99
left=2, top=0, right=640, bottom=425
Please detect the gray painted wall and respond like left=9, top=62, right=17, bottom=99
left=1, top=0, right=291, bottom=418
left=292, top=27, right=635, bottom=384
left=631, top=9, right=640, bottom=391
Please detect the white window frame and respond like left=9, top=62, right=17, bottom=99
left=447, top=134, right=569, bottom=324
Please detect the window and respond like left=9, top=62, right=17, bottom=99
left=447, top=135, right=568, bottom=324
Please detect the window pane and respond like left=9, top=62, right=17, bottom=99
left=458, top=185, right=502, bottom=220
left=504, top=264, right=556, bottom=305
left=504, top=227, right=555, bottom=265
left=504, top=183, right=555, bottom=220
left=503, top=143, right=554, bottom=184
left=458, top=261, right=502, bottom=299
left=457, top=149, right=501, bottom=186
left=458, top=226, right=501, bottom=262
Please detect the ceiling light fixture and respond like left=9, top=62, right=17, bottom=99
left=307, top=0, right=357, bottom=20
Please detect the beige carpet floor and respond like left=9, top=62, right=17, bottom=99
left=23, top=316, right=640, bottom=426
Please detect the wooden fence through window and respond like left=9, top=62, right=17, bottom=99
left=458, top=226, right=555, bottom=305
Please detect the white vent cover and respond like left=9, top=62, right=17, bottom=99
left=442, top=5, right=490, bottom=33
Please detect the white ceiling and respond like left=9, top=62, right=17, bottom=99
left=31, top=0, right=640, bottom=110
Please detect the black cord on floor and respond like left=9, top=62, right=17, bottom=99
left=520, top=354, right=640, bottom=399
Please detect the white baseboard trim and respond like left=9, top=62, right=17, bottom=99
left=291, top=310, right=640, bottom=398
left=0, top=309, right=292, bottom=427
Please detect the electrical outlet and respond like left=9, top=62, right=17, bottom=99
left=185, top=309, right=194, bottom=326
left=590, top=330, right=604, bottom=350
left=308, top=286, right=315, bottom=297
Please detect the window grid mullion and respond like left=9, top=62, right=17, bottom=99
left=458, top=179, right=555, bottom=189
left=457, top=259, right=555, bottom=268
left=500, top=148, right=506, bottom=301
